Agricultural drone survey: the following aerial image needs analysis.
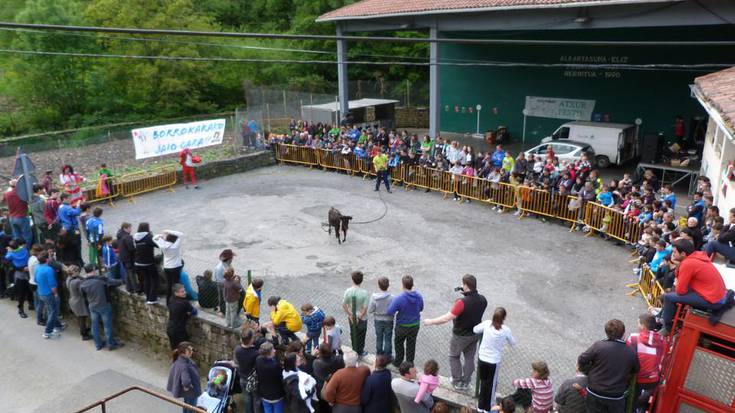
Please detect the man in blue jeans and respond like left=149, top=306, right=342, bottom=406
left=368, top=276, right=394, bottom=360
left=81, top=264, right=125, bottom=351
left=386, top=275, right=424, bottom=368
left=35, top=252, right=64, bottom=338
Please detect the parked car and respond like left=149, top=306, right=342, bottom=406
left=524, top=141, right=594, bottom=164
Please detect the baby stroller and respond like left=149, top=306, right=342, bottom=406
left=196, top=361, right=238, bottom=413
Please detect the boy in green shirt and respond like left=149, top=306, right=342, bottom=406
left=343, top=270, right=369, bottom=356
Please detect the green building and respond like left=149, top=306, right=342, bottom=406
left=319, top=0, right=735, bottom=145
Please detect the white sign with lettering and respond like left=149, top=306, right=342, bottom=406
left=524, top=96, right=596, bottom=121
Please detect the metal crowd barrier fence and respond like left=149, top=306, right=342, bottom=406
left=78, top=166, right=177, bottom=205
left=627, top=266, right=666, bottom=308
left=116, top=166, right=177, bottom=202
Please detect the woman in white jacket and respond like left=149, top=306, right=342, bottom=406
left=473, top=307, right=516, bottom=413
left=153, top=230, right=184, bottom=304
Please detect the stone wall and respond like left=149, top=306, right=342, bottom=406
left=396, top=106, right=429, bottom=129
left=111, top=289, right=240, bottom=369
left=176, top=150, right=276, bottom=183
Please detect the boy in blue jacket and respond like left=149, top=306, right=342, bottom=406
left=301, top=303, right=326, bottom=352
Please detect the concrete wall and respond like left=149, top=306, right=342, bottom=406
left=175, top=150, right=276, bottom=183
left=111, top=289, right=240, bottom=369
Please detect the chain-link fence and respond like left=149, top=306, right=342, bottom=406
left=238, top=80, right=429, bottom=137
left=161, top=253, right=575, bottom=398
left=0, top=111, right=239, bottom=158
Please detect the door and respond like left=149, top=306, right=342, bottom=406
left=551, top=143, right=577, bottom=162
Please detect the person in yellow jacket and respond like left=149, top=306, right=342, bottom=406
left=373, top=148, right=392, bottom=193
left=242, top=277, right=264, bottom=323
left=265, top=296, right=302, bottom=344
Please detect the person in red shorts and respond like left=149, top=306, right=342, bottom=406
left=179, top=148, right=200, bottom=189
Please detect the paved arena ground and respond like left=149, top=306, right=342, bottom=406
left=102, top=164, right=646, bottom=394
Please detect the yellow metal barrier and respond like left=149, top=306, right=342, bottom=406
left=628, top=266, right=666, bottom=307
left=275, top=143, right=319, bottom=167
left=117, top=166, right=177, bottom=203
left=82, top=177, right=119, bottom=205
left=551, top=194, right=582, bottom=224
left=318, top=149, right=357, bottom=174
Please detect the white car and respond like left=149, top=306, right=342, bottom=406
left=524, top=141, right=594, bottom=163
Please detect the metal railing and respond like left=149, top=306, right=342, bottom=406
left=73, top=385, right=206, bottom=413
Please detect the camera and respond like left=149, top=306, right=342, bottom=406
left=453, top=286, right=463, bottom=292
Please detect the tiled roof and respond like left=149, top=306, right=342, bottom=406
left=696, top=67, right=735, bottom=136
left=318, top=0, right=671, bottom=21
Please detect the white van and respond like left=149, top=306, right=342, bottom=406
left=541, top=121, right=637, bottom=168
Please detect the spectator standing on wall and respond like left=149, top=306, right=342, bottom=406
left=368, top=276, right=394, bottom=360
left=342, top=270, right=369, bottom=357
left=578, top=319, right=639, bottom=413
left=424, top=274, right=487, bottom=391
left=243, top=277, right=264, bottom=323
left=391, top=361, right=434, bottom=413
left=117, top=222, right=139, bottom=294
left=167, top=283, right=198, bottom=349
left=386, top=275, right=424, bottom=367
left=133, top=222, right=159, bottom=305
left=153, top=229, right=184, bottom=304
left=85, top=207, right=104, bottom=268
left=223, top=268, right=243, bottom=328
left=214, top=249, right=235, bottom=314
left=473, top=307, right=515, bottom=413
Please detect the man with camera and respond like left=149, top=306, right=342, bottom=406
left=423, top=274, right=487, bottom=391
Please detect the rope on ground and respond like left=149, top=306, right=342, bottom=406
left=320, top=185, right=389, bottom=231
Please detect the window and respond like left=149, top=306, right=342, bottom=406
left=559, top=127, right=570, bottom=140
left=552, top=144, right=575, bottom=155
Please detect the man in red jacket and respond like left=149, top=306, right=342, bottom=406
left=661, top=239, right=727, bottom=333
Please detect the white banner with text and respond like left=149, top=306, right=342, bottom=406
left=132, top=119, right=226, bottom=159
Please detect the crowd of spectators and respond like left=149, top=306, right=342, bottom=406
left=3, top=122, right=734, bottom=413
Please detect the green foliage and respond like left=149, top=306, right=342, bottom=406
left=0, top=0, right=427, bottom=137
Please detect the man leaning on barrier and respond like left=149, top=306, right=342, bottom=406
left=424, top=274, right=487, bottom=392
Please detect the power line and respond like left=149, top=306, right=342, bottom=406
left=1, top=21, right=734, bottom=46
left=0, top=48, right=730, bottom=71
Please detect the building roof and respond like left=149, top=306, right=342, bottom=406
left=695, top=67, right=735, bottom=137
left=302, top=98, right=399, bottom=112
left=318, top=0, right=676, bottom=21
